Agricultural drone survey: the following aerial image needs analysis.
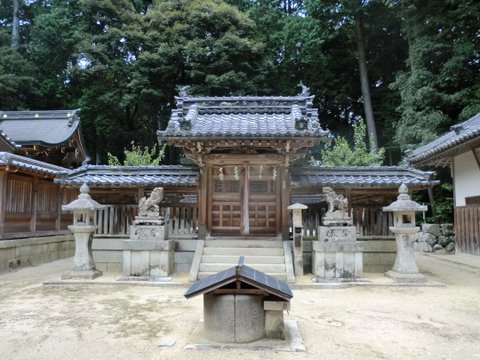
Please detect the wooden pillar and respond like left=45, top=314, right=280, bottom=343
left=198, top=166, right=208, bottom=239
left=55, top=186, right=63, bottom=230
left=240, top=162, right=250, bottom=236
left=30, top=175, right=38, bottom=233
left=0, top=171, right=7, bottom=236
left=281, top=166, right=291, bottom=240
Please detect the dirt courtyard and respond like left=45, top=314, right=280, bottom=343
left=0, top=253, right=479, bottom=360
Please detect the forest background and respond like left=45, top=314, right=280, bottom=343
left=1, top=0, right=479, bottom=167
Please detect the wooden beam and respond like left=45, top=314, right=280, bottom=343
left=211, top=289, right=268, bottom=296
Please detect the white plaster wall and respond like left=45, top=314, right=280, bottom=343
left=453, top=150, right=480, bottom=206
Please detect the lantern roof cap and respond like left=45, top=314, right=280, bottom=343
left=383, top=183, right=427, bottom=212
left=62, top=183, right=105, bottom=211
left=288, top=203, right=308, bottom=210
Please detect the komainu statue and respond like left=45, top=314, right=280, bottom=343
left=138, top=187, right=164, bottom=218
left=322, top=187, right=351, bottom=225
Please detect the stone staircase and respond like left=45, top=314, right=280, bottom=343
left=194, top=239, right=293, bottom=282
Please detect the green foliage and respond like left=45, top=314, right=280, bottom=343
left=316, top=118, right=385, bottom=166
left=107, top=141, right=165, bottom=166
left=392, top=0, right=480, bottom=147
left=0, top=0, right=478, bottom=166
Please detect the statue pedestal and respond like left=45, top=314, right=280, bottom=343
left=122, top=216, right=173, bottom=277
left=312, top=226, right=363, bottom=280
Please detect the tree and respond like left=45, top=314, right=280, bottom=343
left=392, top=0, right=480, bottom=147
left=11, top=0, right=19, bottom=49
left=315, top=118, right=385, bottom=166
left=107, top=141, right=165, bottom=166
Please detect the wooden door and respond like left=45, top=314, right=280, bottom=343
left=248, top=179, right=277, bottom=235
left=211, top=175, right=241, bottom=236
left=209, top=165, right=279, bottom=237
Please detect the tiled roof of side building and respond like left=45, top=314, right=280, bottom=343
left=291, top=166, right=438, bottom=188
left=55, top=165, right=199, bottom=187
left=408, top=112, right=480, bottom=165
left=0, top=109, right=81, bottom=146
left=0, top=130, right=20, bottom=150
left=158, top=95, right=329, bottom=140
left=0, top=152, right=69, bottom=175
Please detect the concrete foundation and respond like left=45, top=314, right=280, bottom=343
left=203, top=294, right=265, bottom=343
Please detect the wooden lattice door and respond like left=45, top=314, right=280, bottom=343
left=210, top=165, right=279, bottom=237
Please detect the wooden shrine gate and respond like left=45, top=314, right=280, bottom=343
left=208, top=164, right=281, bottom=237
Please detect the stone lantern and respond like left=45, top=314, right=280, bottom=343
left=288, top=203, right=308, bottom=277
left=383, top=183, right=427, bottom=282
left=62, top=183, right=105, bottom=279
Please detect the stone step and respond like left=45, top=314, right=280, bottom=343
left=199, top=263, right=286, bottom=273
left=203, top=247, right=284, bottom=256
left=204, top=240, right=283, bottom=248
left=198, top=271, right=287, bottom=282
left=201, top=255, right=285, bottom=264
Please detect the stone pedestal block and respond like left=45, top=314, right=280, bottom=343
left=264, top=301, right=290, bottom=340
left=130, top=223, right=166, bottom=241
left=318, top=226, right=356, bottom=242
left=312, top=240, right=363, bottom=279
left=123, top=238, right=173, bottom=277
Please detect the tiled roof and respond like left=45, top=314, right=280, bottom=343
left=409, top=113, right=480, bottom=165
left=291, top=194, right=324, bottom=205
left=0, top=109, right=80, bottom=146
left=158, top=95, right=329, bottom=140
left=291, top=166, right=438, bottom=188
left=0, top=130, right=20, bottom=150
left=55, top=165, right=198, bottom=187
left=0, top=151, right=69, bottom=175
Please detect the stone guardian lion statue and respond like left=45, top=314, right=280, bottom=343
left=138, top=187, right=164, bottom=217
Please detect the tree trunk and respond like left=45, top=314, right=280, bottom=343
left=11, top=0, right=20, bottom=49
left=355, top=12, right=378, bottom=151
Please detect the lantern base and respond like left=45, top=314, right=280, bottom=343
left=385, top=270, right=427, bottom=283
left=62, top=269, right=103, bottom=280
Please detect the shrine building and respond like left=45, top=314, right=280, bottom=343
left=157, top=93, right=329, bottom=239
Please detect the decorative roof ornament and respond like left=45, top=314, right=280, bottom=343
left=297, top=81, right=310, bottom=96
left=178, top=85, right=191, bottom=97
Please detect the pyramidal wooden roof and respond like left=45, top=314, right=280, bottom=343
left=158, top=95, right=329, bottom=141
left=184, top=257, right=293, bottom=300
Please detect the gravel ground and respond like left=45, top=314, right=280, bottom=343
left=0, top=253, right=479, bottom=360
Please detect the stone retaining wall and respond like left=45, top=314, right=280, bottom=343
left=0, top=235, right=74, bottom=273
left=93, top=237, right=396, bottom=275
left=415, top=223, right=455, bottom=253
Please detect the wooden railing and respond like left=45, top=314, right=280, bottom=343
left=94, top=205, right=198, bottom=237
left=165, top=206, right=199, bottom=236
left=300, top=206, right=393, bottom=237
left=455, top=206, right=480, bottom=255
left=352, top=207, right=393, bottom=236
left=95, top=205, right=137, bottom=236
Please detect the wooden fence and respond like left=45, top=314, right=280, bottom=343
left=94, top=205, right=198, bottom=237
left=94, top=205, right=392, bottom=238
left=455, top=205, right=480, bottom=255
left=301, top=206, right=393, bottom=237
